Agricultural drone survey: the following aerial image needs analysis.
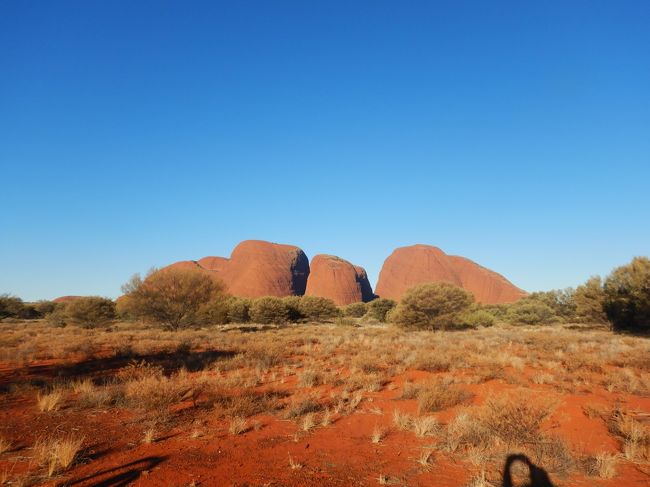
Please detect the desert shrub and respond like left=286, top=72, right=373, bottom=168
left=282, top=296, right=305, bottom=322
left=603, top=257, right=650, bottom=331
left=524, top=289, right=576, bottom=321
left=342, top=302, right=367, bottom=317
left=227, top=297, right=251, bottom=323
left=298, top=296, right=338, bottom=321
left=122, top=268, right=226, bottom=330
left=46, top=305, right=68, bottom=327
left=574, top=276, right=607, bottom=324
left=505, top=301, right=558, bottom=325
left=197, top=297, right=232, bottom=325
left=34, top=300, right=58, bottom=316
left=0, top=294, right=25, bottom=319
left=458, top=308, right=496, bottom=328
left=65, top=297, right=116, bottom=328
left=365, top=298, right=396, bottom=322
left=249, top=296, right=288, bottom=324
left=115, top=294, right=136, bottom=320
left=390, top=283, right=473, bottom=330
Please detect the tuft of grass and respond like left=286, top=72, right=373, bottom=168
left=228, top=416, right=249, bottom=435
left=37, top=390, right=63, bottom=412
left=371, top=424, right=387, bottom=444
left=417, top=382, right=472, bottom=414
left=288, top=453, right=303, bottom=470
left=34, top=434, right=84, bottom=477
left=301, top=413, right=315, bottom=431
left=412, top=416, right=439, bottom=438
left=0, top=437, right=12, bottom=454
left=583, top=452, right=618, bottom=478
left=142, top=426, right=156, bottom=444
left=392, top=409, right=413, bottom=430
left=417, top=448, right=434, bottom=468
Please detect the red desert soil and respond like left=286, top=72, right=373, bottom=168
left=374, top=244, right=527, bottom=304
left=1, top=329, right=650, bottom=487
left=305, top=255, right=374, bottom=305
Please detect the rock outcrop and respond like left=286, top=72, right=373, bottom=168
left=375, top=244, right=526, bottom=304
left=164, top=240, right=310, bottom=298
left=305, top=255, right=374, bottom=305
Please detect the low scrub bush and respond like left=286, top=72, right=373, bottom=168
left=283, top=296, right=304, bottom=322
left=343, top=302, right=368, bottom=317
left=227, top=297, right=251, bottom=323
left=122, top=268, right=226, bottom=330
left=391, top=283, right=473, bottom=330
left=458, top=308, right=496, bottom=328
left=365, top=298, right=396, bottom=322
left=506, top=301, right=558, bottom=325
left=198, top=297, right=232, bottom=325
left=604, top=257, right=650, bottom=331
left=65, top=296, right=116, bottom=328
left=298, top=296, right=338, bottom=321
left=249, top=296, right=288, bottom=324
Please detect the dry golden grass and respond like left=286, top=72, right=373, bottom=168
left=3, top=319, right=650, bottom=484
left=36, top=390, right=63, bottom=412
left=412, top=416, right=439, bottom=438
left=417, top=381, right=473, bottom=414
left=0, top=437, right=12, bottom=454
left=371, top=424, right=387, bottom=443
left=228, top=416, right=249, bottom=435
left=34, top=434, right=84, bottom=477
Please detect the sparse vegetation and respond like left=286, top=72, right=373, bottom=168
left=121, top=268, right=226, bottom=329
left=65, top=296, right=116, bottom=328
left=604, top=256, right=650, bottom=331
left=390, top=283, right=473, bottom=330
left=249, top=296, right=289, bottom=324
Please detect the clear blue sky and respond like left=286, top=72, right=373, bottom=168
left=1, top=1, right=649, bottom=301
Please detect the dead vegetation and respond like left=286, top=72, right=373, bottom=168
left=0, top=318, right=649, bottom=485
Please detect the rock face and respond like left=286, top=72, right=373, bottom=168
left=225, top=240, right=309, bottom=297
left=165, top=240, right=310, bottom=298
left=375, top=244, right=526, bottom=304
left=305, top=255, right=374, bottom=305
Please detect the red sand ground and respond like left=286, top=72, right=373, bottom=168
left=1, top=354, right=650, bottom=487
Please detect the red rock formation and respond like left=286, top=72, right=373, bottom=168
left=375, top=244, right=526, bottom=304
left=163, top=240, right=309, bottom=298
left=53, top=296, right=82, bottom=303
left=224, top=240, right=309, bottom=297
left=305, top=255, right=374, bottom=305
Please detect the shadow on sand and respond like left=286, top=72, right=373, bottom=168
left=68, top=455, right=167, bottom=487
left=502, top=454, right=555, bottom=487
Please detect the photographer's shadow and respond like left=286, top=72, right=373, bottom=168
left=502, top=454, right=555, bottom=487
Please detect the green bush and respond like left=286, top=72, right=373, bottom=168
left=34, top=300, right=58, bottom=317
left=574, top=276, right=607, bottom=324
left=366, top=298, right=396, bottom=322
left=342, top=302, right=368, bottom=318
left=390, top=283, right=474, bottom=330
left=197, top=297, right=232, bottom=325
left=0, top=294, right=25, bottom=319
left=298, top=295, right=338, bottom=321
left=603, top=257, right=650, bottom=331
left=122, top=268, right=226, bottom=330
left=249, top=296, right=289, bottom=324
left=523, top=289, right=576, bottom=321
left=282, top=296, right=305, bottom=322
left=65, top=296, right=116, bottom=328
left=505, top=301, right=558, bottom=325
left=46, top=305, right=68, bottom=327
left=458, top=308, right=496, bottom=328
left=227, top=297, right=251, bottom=323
